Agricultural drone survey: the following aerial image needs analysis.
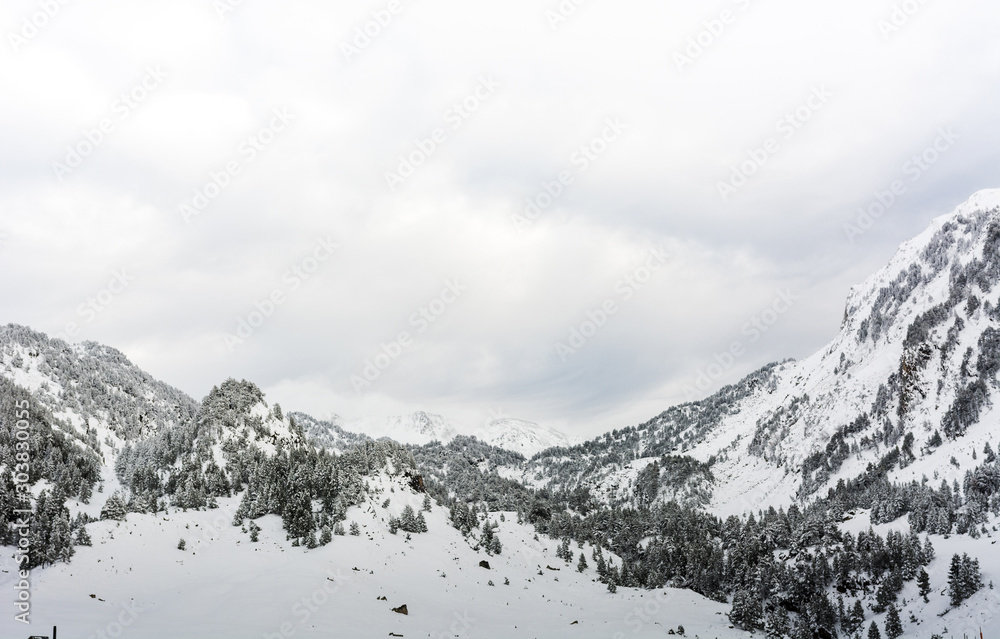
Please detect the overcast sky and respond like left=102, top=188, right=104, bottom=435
left=1, top=0, right=998, bottom=437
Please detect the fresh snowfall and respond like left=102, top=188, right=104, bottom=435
left=4, top=190, right=1000, bottom=638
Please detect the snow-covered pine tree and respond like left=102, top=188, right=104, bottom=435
left=884, top=604, right=902, bottom=639
left=100, top=492, right=128, bottom=521
left=74, top=524, right=92, bottom=546
left=918, top=568, right=931, bottom=602
left=400, top=505, right=417, bottom=531
left=948, top=554, right=965, bottom=606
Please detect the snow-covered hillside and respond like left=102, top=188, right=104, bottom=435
left=0, top=472, right=748, bottom=639
left=0, top=324, right=198, bottom=462
left=514, top=190, right=1000, bottom=517
left=5, top=190, right=1000, bottom=639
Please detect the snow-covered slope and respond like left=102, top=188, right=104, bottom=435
left=0, top=324, right=198, bottom=461
left=699, top=188, right=1000, bottom=513
left=338, top=411, right=464, bottom=445
left=516, top=189, right=1000, bottom=516
left=301, top=409, right=575, bottom=457
left=476, top=417, right=575, bottom=457
left=0, top=472, right=750, bottom=639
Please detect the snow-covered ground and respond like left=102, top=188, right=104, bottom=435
left=2, top=477, right=749, bottom=639
left=839, top=510, right=1000, bottom=639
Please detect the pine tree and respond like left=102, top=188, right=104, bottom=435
left=559, top=538, right=572, bottom=563
left=334, top=522, right=345, bottom=536
left=49, top=513, right=74, bottom=563
left=884, top=604, right=902, bottom=639
left=917, top=568, right=931, bottom=602
left=730, top=589, right=763, bottom=631
left=349, top=521, right=360, bottom=536
left=100, top=492, right=128, bottom=521
left=74, top=525, right=92, bottom=546
left=595, top=551, right=608, bottom=578
left=867, top=620, right=881, bottom=639
left=177, top=538, right=186, bottom=550
left=922, top=536, right=935, bottom=563
left=400, top=505, right=418, bottom=531
left=282, top=490, right=315, bottom=539
left=577, top=552, right=588, bottom=572
left=948, top=553, right=965, bottom=606
left=249, top=521, right=260, bottom=542
left=791, top=615, right=812, bottom=639
left=959, top=554, right=982, bottom=600
left=850, top=600, right=865, bottom=634
left=306, top=530, right=318, bottom=549
left=320, top=525, right=332, bottom=545
left=765, top=605, right=790, bottom=639
left=421, top=494, right=432, bottom=512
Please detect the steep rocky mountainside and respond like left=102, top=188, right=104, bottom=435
left=510, top=190, right=1000, bottom=516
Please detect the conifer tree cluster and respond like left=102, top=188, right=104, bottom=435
left=947, top=553, right=983, bottom=607
left=388, top=505, right=428, bottom=534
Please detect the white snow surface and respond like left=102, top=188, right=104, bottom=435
left=475, top=417, right=576, bottom=458
left=2, top=475, right=747, bottom=639
left=323, top=410, right=574, bottom=457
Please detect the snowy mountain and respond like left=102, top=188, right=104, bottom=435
left=0, top=324, right=198, bottom=462
left=4, top=190, right=1000, bottom=639
left=515, top=189, right=1000, bottom=516
left=338, top=410, right=464, bottom=445
left=296, top=409, right=574, bottom=457
left=476, top=417, right=575, bottom=457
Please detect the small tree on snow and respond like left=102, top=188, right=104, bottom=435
left=74, top=525, right=93, bottom=546
left=100, top=492, right=128, bottom=521
left=884, top=604, right=902, bottom=639
left=918, top=568, right=931, bottom=602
